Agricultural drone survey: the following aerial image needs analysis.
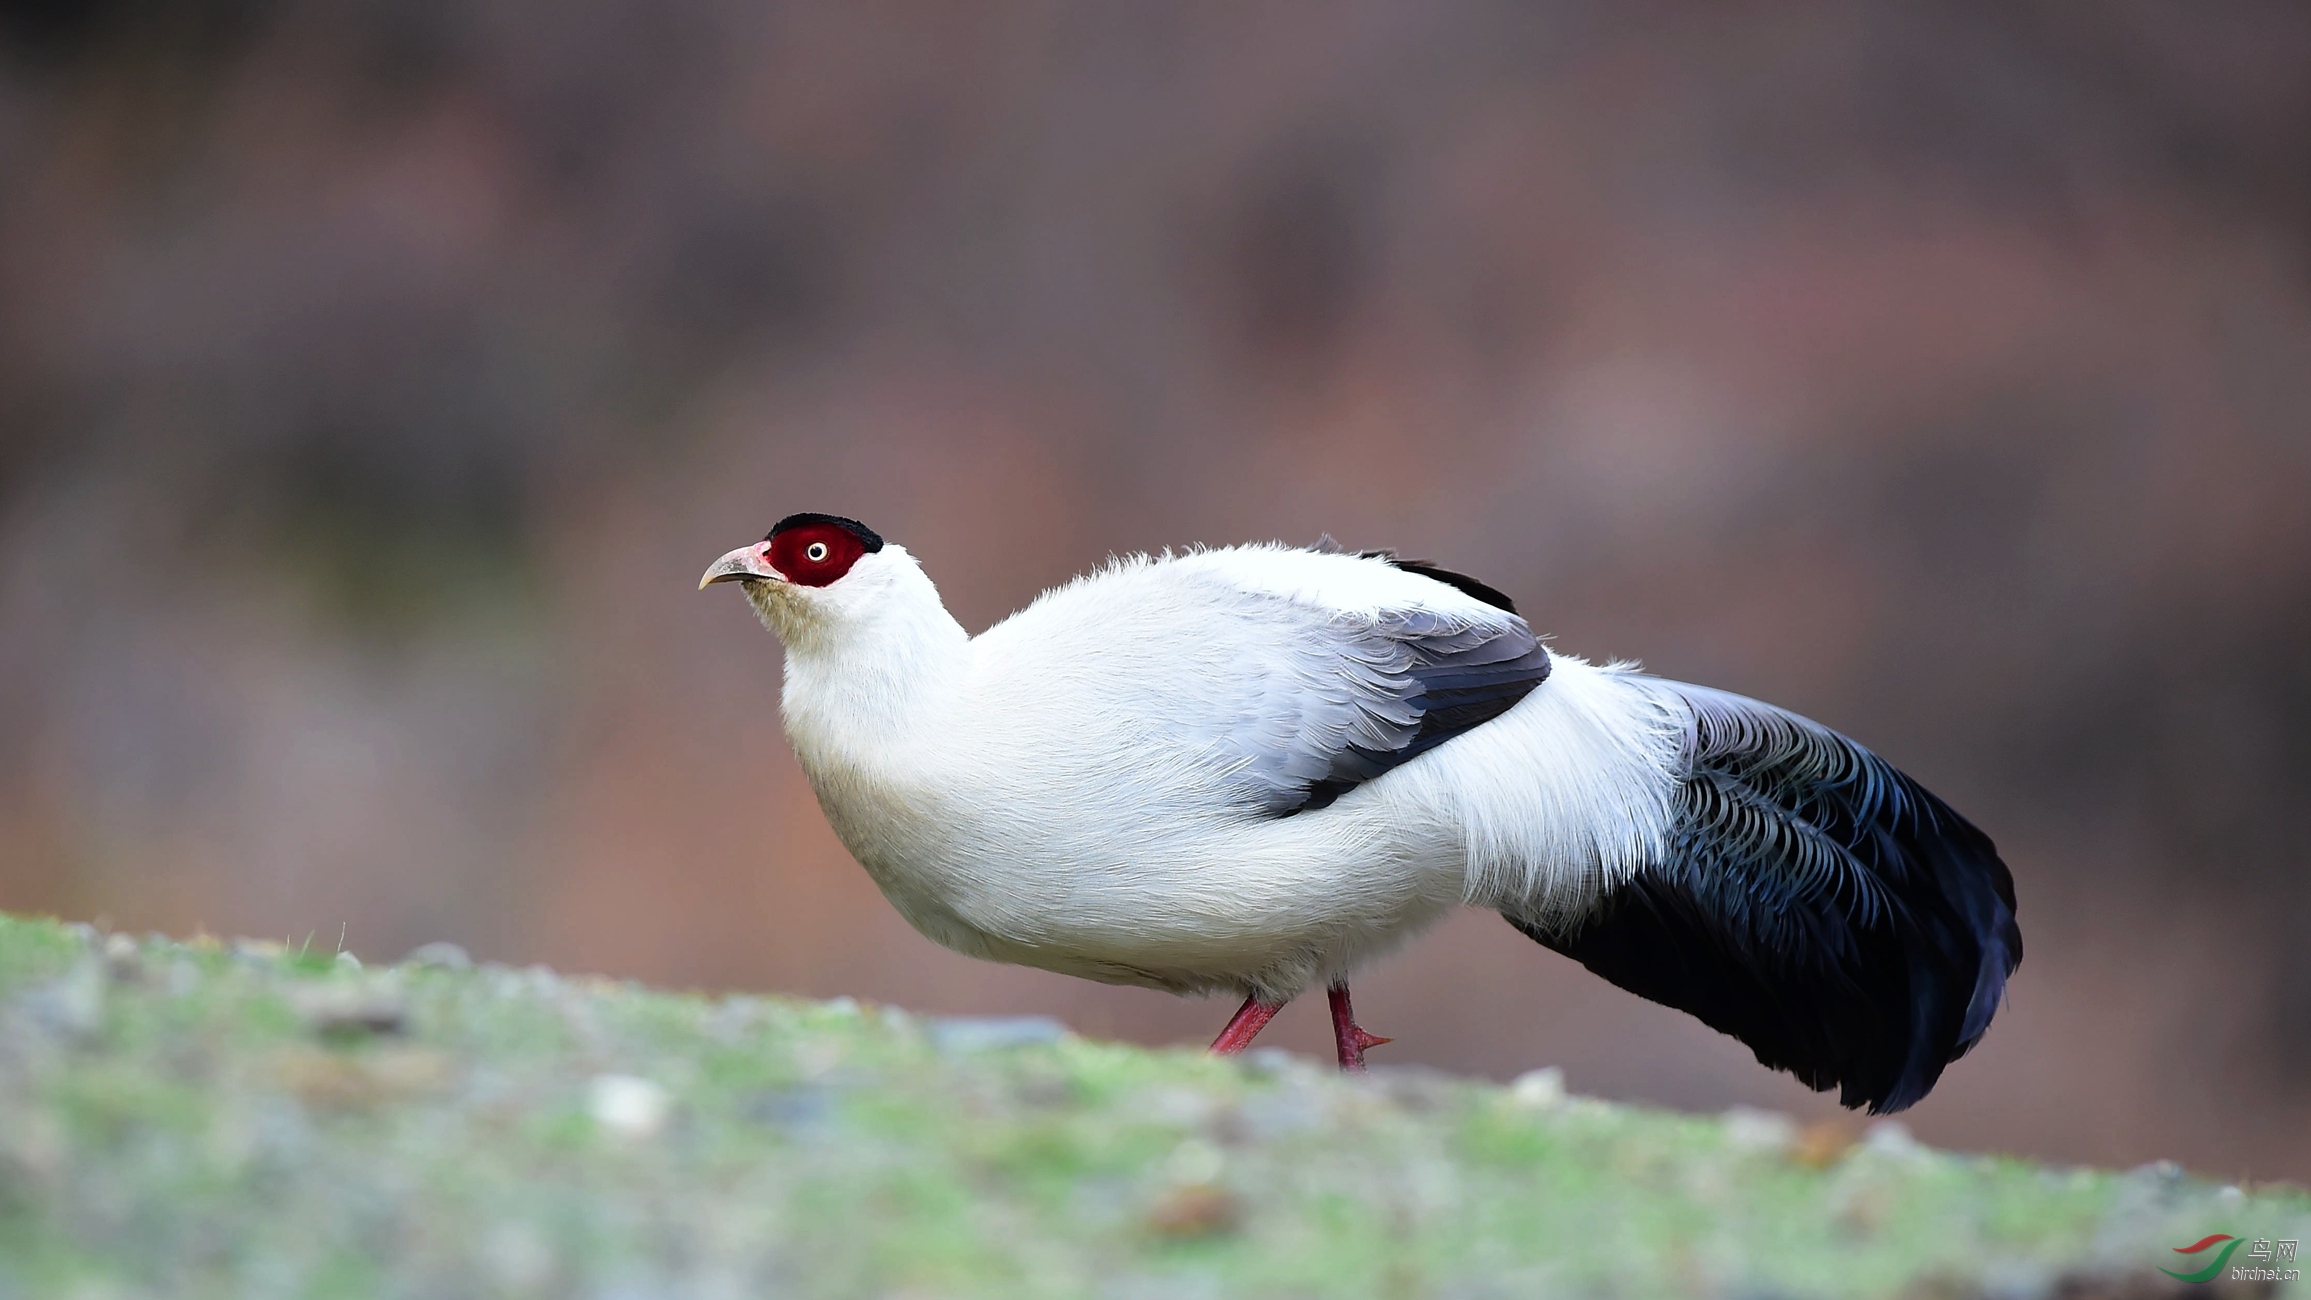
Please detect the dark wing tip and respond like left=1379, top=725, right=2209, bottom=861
left=1513, top=692, right=2021, bottom=1114
left=1354, top=549, right=1520, bottom=615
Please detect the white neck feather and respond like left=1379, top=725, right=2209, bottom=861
left=765, top=548, right=970, bottom=765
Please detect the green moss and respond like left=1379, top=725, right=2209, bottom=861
left=0, top=913, right=83, bottom=993
left=0, top=911, right=2303, bottom=1299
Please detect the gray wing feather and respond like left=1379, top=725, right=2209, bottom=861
left=1218, top=601, right=1551, bottom=815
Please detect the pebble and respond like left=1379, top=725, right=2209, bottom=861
left=402, top=942, right=473, bottom=970
left=589, top=1075, right=672, bottom=1139
left=1721, top=1105, right=1798, bottom=1153
left=1507, top=1067, right=1566, bottom=1110
left=1865, top=1120, right=1924, bottom=1158
left=1239, top=1082, right=1323, bottom=1139
left=1792, top=1119, right=1860, bottom=1167
left=292, top=985, right=408, bottom=1037
left=483, top=1223, right=556, bottom=1293
left=928, top=1016, right=1068, bottom=1054
left=102, top=933, right=142, bottom=980
left=28, top=957, right=105, bottom=1037
left=1367, top=1064, right=1460, bottom=1112
left=1136, top=1086, right=1220, bottom=1128
left=1165, top=1138, right=1226, bottom=1186
left=745, top=1085, right=836, bottom=1134
left=1236, top=1047, right=1309, bottom=1078
left=1144, top=1183, right=1240, bottom=1239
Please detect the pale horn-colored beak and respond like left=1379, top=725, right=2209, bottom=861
left=699, top=543, right=782, bottom=590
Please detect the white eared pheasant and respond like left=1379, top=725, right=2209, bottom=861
left=702, top=513, right=2021, bottom=1112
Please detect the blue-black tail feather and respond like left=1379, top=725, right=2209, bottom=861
left=1508, top=684, right=2021, bottom=1113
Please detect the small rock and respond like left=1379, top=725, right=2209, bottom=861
left=1792, top=1118, right=1861, bottom=1168
left=369, top=1048, right=455, bottom=1094
left=793, top=1039, right=849, bottom=1079
left=1507, top=1067, right=1566, bottom=1110
left=1721, top=1106, right=1797, bottom=1153
left=1236, top=1046, right=1308, bottom=1078
left=402, top=942, right=473, bottom=970
left=275, top=1051, right=369, bottom=1107
left=0, top=1110, right=67, bottom=1177
left=589, top=1075, right=671, bottom=1139
left=928, top=1015, right=1068, bottom=1054
left=1015, top=1069, right=1075, bottom=1109
left=292, top=985, right=408, bottom=1037
left=483, top=1223, right=558, bottom=1294
left=744, top=1085, right=835, bottom=1134
left=1240, top=1082, right=1323, bottom=1138
left=1831, top=1178, right=1897, bottom=1235
left=276, top=1047, right=452, bottom=1109
left=1137, top=1087, right=1220, bottom=1128
left=1972, top=1260, right=2058, bottom=1299
left=706, top=996, right=762, bottom=1042
left=102, top=933, right=142, bottom=981
left=1165, top=1139, right=1226, bottom=1186
left=28, top=957, right=105, bottom=1037
left=1864, top=1119, right=1925, bottom=1158
left=1145, top=1184, right=1240, bottom=1239
left=1367, top=1064, right=1459, bottom=1112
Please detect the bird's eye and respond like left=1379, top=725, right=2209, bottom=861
left=805, top=541, right=830, bottom=563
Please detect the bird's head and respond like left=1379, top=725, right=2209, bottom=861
left=698, top=513, right=909, bottom=646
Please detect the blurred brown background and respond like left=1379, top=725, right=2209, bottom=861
left=2, top=1, right=2307, bottom=1181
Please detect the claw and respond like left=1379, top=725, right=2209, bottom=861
left=1326, top=982, right=1390, bottom=1072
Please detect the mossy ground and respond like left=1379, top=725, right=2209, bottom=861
left=0, top=913, right=2301, bottom=1299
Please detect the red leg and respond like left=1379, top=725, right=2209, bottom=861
left=1209, top=994, right=1284, bottom=1055
left=1327, top=982, right=1392, bottom=1072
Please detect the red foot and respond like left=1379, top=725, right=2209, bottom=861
left=1209, top=994, right=1283, bottom=1055
left=1327, top=982, right=1391, bottom=1072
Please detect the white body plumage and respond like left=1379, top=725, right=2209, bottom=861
left=758, top=541, right=1677, bottom=1003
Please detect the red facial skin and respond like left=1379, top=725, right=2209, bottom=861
left=766, top=522, right=870, bottom=587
